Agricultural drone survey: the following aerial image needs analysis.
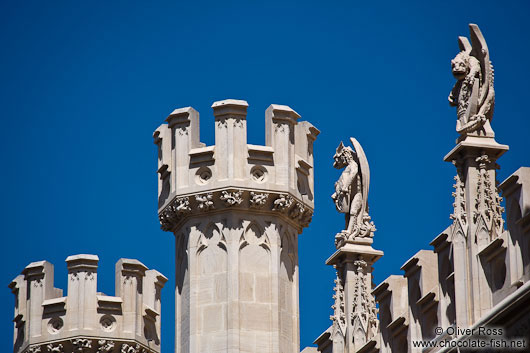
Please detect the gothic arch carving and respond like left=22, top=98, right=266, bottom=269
left=196, top=222, right=226, bottom=255
left=475, top=214, right=490, bottom=247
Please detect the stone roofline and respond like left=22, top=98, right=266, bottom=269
left=9, top=255, right=167, bottom=353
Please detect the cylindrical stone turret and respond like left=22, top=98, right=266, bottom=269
left=154, top=99, right=319, bottom=353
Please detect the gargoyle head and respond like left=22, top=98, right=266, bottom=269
left=333, top=142, right=356, bottom=169
left=451, top=51, right=470, bottom=80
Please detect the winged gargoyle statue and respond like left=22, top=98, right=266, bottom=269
left=331, top=138, right=375, bottom=246
left=448, top=24, right=495, bottom=136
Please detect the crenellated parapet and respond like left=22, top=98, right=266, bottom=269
left=153, top=99, right=319, bottom=233
left=9, top=255, right=167, bottom=353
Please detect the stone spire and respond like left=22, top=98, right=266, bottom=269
left=326, top=138, right=383, bottom=352
left=444, top=24, right=509, bottom=326
left=153, top=99, right=319, bottom=353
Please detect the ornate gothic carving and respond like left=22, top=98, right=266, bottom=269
left=474, top=153, right=504, bottom=239
left=159, top=196, right=191, bottom=231
left=46, top=343, right=64, bottom=353
left=350, top=260, right=378, bottom=344
left=274, top=122, right=288, bottom=133
left=272, top=194, right=294, bottom=213
left=159, top=190, right=313, bottom=231
left=249, top=192, right=268, bottom=209
left=177, top=126, right=188, bottom=136
left=332, top=138, right=375, bottom=245
left=289, top=202, right=305, bottom=220
left=450, top=158, right=467, bottom=229
left=121, top=343, right=141, bottom=353
left=233, top=118, right=244, bottom=128
left=330, top=268, right=346, bottom=337
left=97, top=340, right=115, bottom=353
left=220, top=190, right=243, bottom=207
left=196, top=193, right=214, bottom=212
left=216, top=119, right=228, bottom=129
left=71, top=338, right=92, bottom=352
left=448, top=24, right=495, bottom=136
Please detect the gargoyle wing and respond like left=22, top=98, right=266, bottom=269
left=458, top=36, right=471, bottom=54
left=469, top=23, right=495, bottom=120
left=350, top=137, right=369, bottom=217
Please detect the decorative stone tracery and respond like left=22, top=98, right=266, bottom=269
left=159, top=189, right=313, bottom=232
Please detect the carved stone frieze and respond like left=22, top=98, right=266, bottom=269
left=289, top=202, right=304, bottom=219
left=97, top=340, right=115, bottom=353
left=159, top=196, right=191, bottom=231
left=121, top=343, right=141, bottom=353
left=46, top=343, right=64, bottom=353
left=220, top=190, right=243, bottom=207
left=27, top=346, right=42, bottom=353
left=159, top=190, right=313, bottom=232
left=72, top=338, right=92, bottom=352
left=196, top=193, right=214, bottom=212
left=249, top=192, right=268, bottom=209
left=272, top=194, right=294, bottom=213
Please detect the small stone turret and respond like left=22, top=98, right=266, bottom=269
left=153, top=99, right=319, bottom=353
left=9, top=255, right=167, bottom=353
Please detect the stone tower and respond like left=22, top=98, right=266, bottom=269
left=153, top=99, right=319, bottom=353
left=9, top=255, right=167, bottom=353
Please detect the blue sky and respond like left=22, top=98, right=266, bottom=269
left=1, top=1, right=529, bottom=351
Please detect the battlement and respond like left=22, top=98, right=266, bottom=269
left=9, top=255, right=167, bottom=353
left=154, top=99, right=319, bottom=232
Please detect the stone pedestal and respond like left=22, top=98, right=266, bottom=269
left=327, top=241, right=383, bottom=353
left=444, top=134, right=509, bottom=326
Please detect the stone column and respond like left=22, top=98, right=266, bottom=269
left=445, top=136, right=509, bottom=325
left=327, top=242, right=383, bottom=353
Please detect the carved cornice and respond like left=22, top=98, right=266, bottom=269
left=159, top=189, right=314, bottom=232
left=23, top=340, right=154, bottom=353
